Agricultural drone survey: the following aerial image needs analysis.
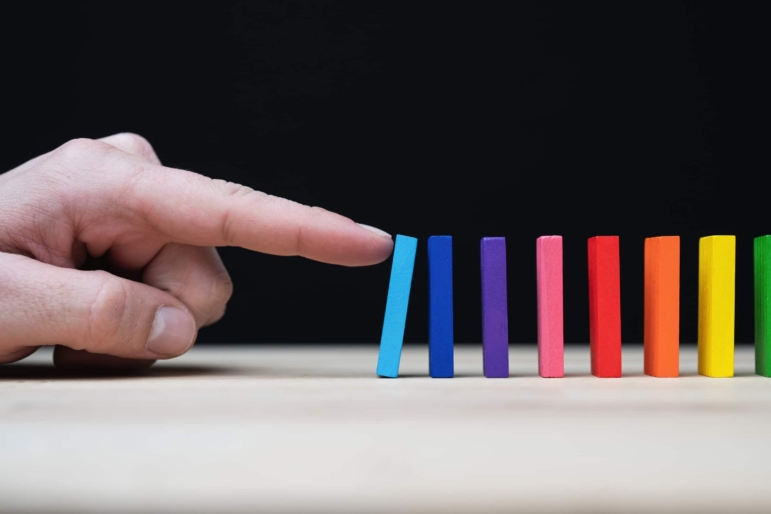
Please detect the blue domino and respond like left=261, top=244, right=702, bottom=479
left=376, top=234, right=418, bottom=378
left=428, top=236, right=454, bottom=378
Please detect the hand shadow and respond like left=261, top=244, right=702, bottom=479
left=0, top=363, right=231, bottom=381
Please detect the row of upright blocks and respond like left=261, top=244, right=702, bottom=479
left=377, top=234, right=771, bottom=379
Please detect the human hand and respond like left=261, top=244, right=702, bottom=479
left=0, top=134, right=393, bottom=368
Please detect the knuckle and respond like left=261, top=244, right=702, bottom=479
left=85, top=273, right=132, bottom=351
left=56, top=138, right=112, bottom=160
left=206, top=277, right=231, bottom=325
left=211, top=180, right=264, bottom=245
left=210, top=268, right=234, bottom=306
left=113, top=132, right=157, bottom=160
left=196, top=263, right=232, bottom=326
left=207, top=304, right=227, bottom=326
left=212, top=179, right=259, bottom=199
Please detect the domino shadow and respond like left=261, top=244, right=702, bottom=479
left=392, top=373, right=485, bottom=378
left=679, top=371, right=757, bottom=378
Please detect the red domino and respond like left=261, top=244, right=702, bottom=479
left=588, top=236, right=622, bottom=377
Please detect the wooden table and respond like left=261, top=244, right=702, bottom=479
left=1, top=344, right=768, bottom=513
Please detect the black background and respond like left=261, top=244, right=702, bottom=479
left=1, top=2, right=766, bottom=344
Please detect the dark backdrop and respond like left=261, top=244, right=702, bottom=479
left=1, top=2, right=765, bottom=344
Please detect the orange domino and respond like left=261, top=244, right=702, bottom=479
left=643, top=236, right=680, bottom=377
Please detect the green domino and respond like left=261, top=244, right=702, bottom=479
left=755, top=236, right=771, bottom=376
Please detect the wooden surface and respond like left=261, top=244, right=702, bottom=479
left=2, top=344, right=771, bottom=513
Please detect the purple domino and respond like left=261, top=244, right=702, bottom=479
left=481, top=237, right=509, bottom=378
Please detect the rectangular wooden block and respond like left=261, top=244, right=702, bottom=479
left=376, top=235, right=418, bottom=378
left=536, top=236, right=564, bottom=378
left=698, top=235, right=735, bottom=378
left=755, top=235, right=771, bottom=377
left=428, top=236, right=454, bottom=378
left=644, top=236, right=680, bottom=377
left=481, top=237, right=509, bottom=378
left=588, top=236, right=622, bottom=378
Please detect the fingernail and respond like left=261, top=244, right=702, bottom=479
left=146, top=306, right=196, bottom=357
left=357, top=223, right=391, bottom=238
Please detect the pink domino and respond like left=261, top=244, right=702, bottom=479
left=536, top=236, right=564, bottom=378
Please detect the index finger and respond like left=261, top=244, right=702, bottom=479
left=108, top=153, right=394, bottom=266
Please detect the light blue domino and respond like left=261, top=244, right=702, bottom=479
left=376, top=234, right=418, bottom=378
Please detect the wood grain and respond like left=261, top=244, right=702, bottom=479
left=2, top=345, right=771, bottom=514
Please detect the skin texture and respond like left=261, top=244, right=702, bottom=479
left=0, top=134, right=393, bottom=368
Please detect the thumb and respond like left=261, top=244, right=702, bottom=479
left=0, top=253, right=197, bottom=362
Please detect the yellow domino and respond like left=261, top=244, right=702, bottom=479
left=698, top=235, right=736, bottom=377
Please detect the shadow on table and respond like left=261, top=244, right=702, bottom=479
left=0, top=364, right=233, bottom=381
left=679, top=371, right=757, bottom=378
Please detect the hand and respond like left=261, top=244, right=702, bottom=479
left=0, top=134, right=393, bottom=368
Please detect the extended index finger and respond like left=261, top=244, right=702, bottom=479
left=112, top=154, right=393, bottom=266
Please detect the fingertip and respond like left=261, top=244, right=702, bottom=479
left=356, top=223, right=392, bottom=239
left=146, top=306, right=197, bottom=358
left=334, top=222, right=393, bottom=266
left=366, top=231, right=395, bottom=265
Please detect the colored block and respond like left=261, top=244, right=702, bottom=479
left=644, top=236, right=680, bottom=377
left=376, top=235, right=418, bottom=378
left=588, top=236, right=622, bottom=378
left=536, top=236, right=564, bottom=378
left=755, top=235, right=771, bottom=377
left=481, top=237, right=509, bottom=378
left=698, top=235, right=735, bottom=378
left=428, top=236, right=454, bottom=378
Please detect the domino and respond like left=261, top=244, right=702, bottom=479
left=428, top=236, right=454, bottom=378
left=588, top=236, right=622, bottom=378
left=698, top=235, right=735, bottom=378
left=755, top=235, right=771, bottom=377
left=376, top=234, right=418, bottom=378
left=481, top=237, right=509, bottom=378
left=536, top=236, right=564, bottom=378
left=644, top=236, right=680, bottom=377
